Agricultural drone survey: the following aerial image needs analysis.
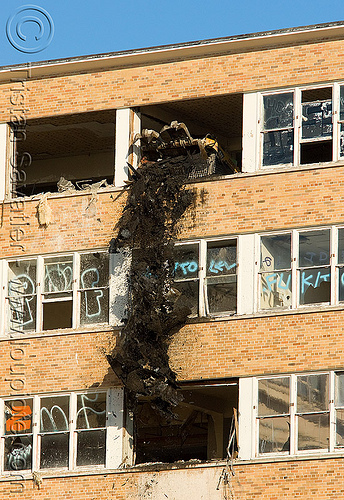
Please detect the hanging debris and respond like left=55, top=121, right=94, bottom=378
left=36, top=193, right=52, bottom=227
left=108, top=155, right=203, bottom=419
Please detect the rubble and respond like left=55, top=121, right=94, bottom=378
left=107, top=155, right=201, bottom=419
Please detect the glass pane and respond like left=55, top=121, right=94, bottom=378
left=339, top=268, right=344, bottom=302
left=80, top=252, right=109, bottom=289
left=173, top=280, right=199, bottom=316
left=5, top=399, right=33, bottom=435
left=206, top=242, right=236, bottom=277
left=299, top=230, right=330, bottom=267
left=302, top=100, right=332, bottom=139
left=174, top=244, right=199, bottom=279
left=260, top=271, right=292, bottom=309
left=258, top=378, right=290, bottom=416
left=335, top=372, right=344, bottom=407
left=263, top=93, right=293, bottom=130
left=80, top=288, right=109, bottom=325
left=40, top=396, right=69, bottom=432
left=207, top=277, right=236, bottom=313
left=260, top=234, right=291, bottom=271
left=44, top=256, right=73, bottom=293
left=340, top=85, right=344, bottom=121
left=259, top=416, right=290, bottom=454
left=336, top=409, right=344, bottom=447
left=4, top=435, right=32, bottom=471
left=299, top=267, right=330, bottom=305
left=76, top=429, right=106, bottom=466
left=297, top=374, right=329, bottom=413
left=8, top=294, right=36, bottom=332
left=340, top=124, right=344, bottom=157
left=40, top=433, right=69, bottom=468
left=298, top=413, right=329, bottom=450
left=338, top=228, right=344, bottom=264
left=8, top=260, right=36, bottom=295
left=263, top=130, right=293, bottom=166
left=76, top=393, right=106, bottom=429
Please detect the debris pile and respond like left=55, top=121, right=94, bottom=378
left=108, top=156, right=200, bottom=418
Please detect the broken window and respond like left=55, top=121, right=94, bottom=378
left=260, top=85, right=342, bottom=167
left=1, top=390, right=122, bottom=472
left=135, top=381, right=238, bottom=464
left=12, top=111, right=115, bottom=197
left=3, top=250, right=109, bottom=334
left=256, top=372, right=332, bottom=456
left=174, top=239, right=237, bottom=317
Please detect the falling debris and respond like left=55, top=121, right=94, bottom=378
left=36, top=193, right=52, bottom=227
left=57, top=176, right=75, bottom=193
left=108, top=155, right=202, bottom=419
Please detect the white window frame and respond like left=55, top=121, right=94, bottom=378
left=2, top=249, right=110, bottom=336
left=174, top=237, right=238, bottom=318
left=242, top=82, right=344, bottom=171
left=0, top=388, right=123, bottom=474
left=257, top=225, right=344, bottom=311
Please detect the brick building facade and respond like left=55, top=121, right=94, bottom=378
left=0, top=21, right=344, bottom=499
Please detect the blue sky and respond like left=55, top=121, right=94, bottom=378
left=1, top=0, right=344, bottom=67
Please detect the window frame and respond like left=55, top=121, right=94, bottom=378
left=257, top=225, right=344, bottom=311
left=259, top=82, right=344, bottom=168
left=2, top=249, right=110, bottom=336
left=0, top=388, right=123, bottom=474
left=174, top=237, right=238, bottom=318
left=253, top=371, right=344, bottom=458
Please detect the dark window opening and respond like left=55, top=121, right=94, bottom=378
left=140, top=93, right=243, bottom=176
left=135, top=381, right=238, bottom=464
left=42, top=300, right=73, bottom=330
left=300, top=140, right=332, bottom=164
left=14, top=110, right=116, bottom=197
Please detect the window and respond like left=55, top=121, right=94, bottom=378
left=260, top=84, right=344, bottom=167
left=1, top=389, right=123, bottom=473
left=173, top=239, right=237, bottom=317
left=259, top=226, right=344, bottom=310
left=254, top=371, right=344, bottom=457
left=4, top=250, right=109, bottom=335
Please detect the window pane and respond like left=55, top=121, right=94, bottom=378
left=4, top=435, right=32, bottom=471
left=336, top=409, right=344, bottom=447
left=263, top=93, right=293, bottom=130
left=80, top=252, right=109, bottom=289
left=174, top=245, right=199, bottom=279
left=43, top=300, right=73, bottom=330
left=40, top=433, right=69, bottom=468
left=258, top=378, right=290, bottom=416
left=299, top=230, right=330, bottom=267
left=173, top=280, right=199, bottom=316
left=207, top=276, right=236, bottom=313
left=297, top=374, right=329, bottom=413
left=260, top=271, right=292, bottom=309
left=206, top=242, right=236, bottom=277
left=8, top=295, right=36, bottom=332
left=76, top=430, right=106, bottom=466
left=259, top=416, right=290, bottom=454
left=340, top=85, right=344, bottom=121
left=302, top=100, right=332, bottom=139
left=297, top=413, right=329, bottom=450
left=76, top=393, right=106, bottom=429
left=299, top=267, right=330, bottom=305
left=44, top=256, right=73, bottom=293
left=340, top=124, right=344, bottom=157
left=40, top=396, right=69, bottom=432
left=335, top=372, right=344, bottom=407
left=8, top=260, right=36, bottom=295
left=339, top=268, right=344, bottom=302
left=80, top=288, right=109, bottom=325
left=338, top=228, right=344, bottom=264
left=263, top=130, right=293, bottom=166
left=5, top=399, right=33, bottom=435
left=260, top=234, right=291, bottom=271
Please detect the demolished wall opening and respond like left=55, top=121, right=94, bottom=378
left=14, top=110, right=116, bottom=197
left=140, top=92, right=243, bottom=174
left=135, top=381, right=238, bottom=464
